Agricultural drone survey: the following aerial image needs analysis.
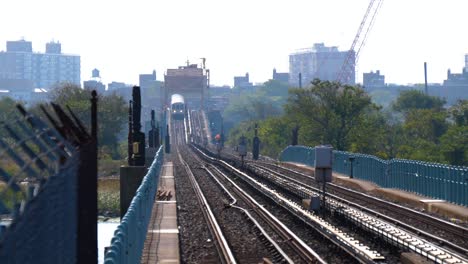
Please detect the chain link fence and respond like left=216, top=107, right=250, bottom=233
left=0, top=92, right=98, bottom=263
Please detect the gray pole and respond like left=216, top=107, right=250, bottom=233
left=299, top=73, right=302, bottom=88
left=424, top=62, right=428, bottom=95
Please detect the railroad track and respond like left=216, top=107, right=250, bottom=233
left=176, top=119, right=301, bottom=263
left=246, top=161, right=468, bottom=263
left=193, top=144, right=468, bottom=264
left=205, top=164, right=326, bottom=263
left=181, top=138, right=325, bottom=263
left=193, top=144, right=387, bottom=263
left=254, top=161, right=468, bottom=254
left=177, top=150, right=236, bottom=264
left=188, top=110, right=468, bottom=263
left=189, top=110, right=208, bottom=146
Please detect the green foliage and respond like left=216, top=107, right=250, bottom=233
left=226, top=120, right=256, bottom=149
left=98, top=178, right=120, bottom=216
left=226, top=117, right=293, bottom=158
left=224, top=79, right=467, bottom=166
left=0, top=97, right=21, bottom=138
left=223, top=93, right=281, bottom=128
left=396, top=138, right=441, bottom=162
left=257, top=117, right=294, bottom=158
left=0, top=97, right=19, bottom=122
left=48, top=84, right=128, bottom=159
left=223, top=80, right=290, bottom=129
left=393, top=90, right=446, bottom=112
left=348, top=109, right=388, bottom=158
left=369, top=89, right=397, bottom=108
left=0, top=183, right=26, bottom=213
left=257, top=79, right=290, bottom=99
left=448, top=99, right=468, bottom=126
left=285, top=80, right=374, bottom=150
left=402, top=109, right=448, bottom=143
left=439, top=125, right=468, bottom=165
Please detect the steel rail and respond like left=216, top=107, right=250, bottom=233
left=256, top=162, right=468, bottom=255
left=203, top=166, right=296, bottom=264
left=193, top=144, right=384, bottom=263
left=177, top=151, right=237, bottom=264
left=250, top=162, right=468, bottom=263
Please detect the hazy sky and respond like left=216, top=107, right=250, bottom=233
left=1, top=0, right=467, bottom=86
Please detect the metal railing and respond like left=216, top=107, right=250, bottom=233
left=104, top=146, right=164, bottom=264
left=279, top=145, right=468, bottom=206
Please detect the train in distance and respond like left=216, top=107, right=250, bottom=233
left=171, top=93, right=185, bottom=120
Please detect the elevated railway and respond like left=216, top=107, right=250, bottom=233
left=138, top=108, right=468, bottom=264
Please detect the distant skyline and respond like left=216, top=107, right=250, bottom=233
left=1, top=0, right=467, bottom=87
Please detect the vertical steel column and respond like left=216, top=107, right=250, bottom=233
left=77, top=90, right=98, bottom=264
left=128, top=100, right=133, bottom=166
left=132, top=86, right=145, bottom=166
left=165, top=124, right=171, bottom=153
left=252, top=123, right=260, bottom=160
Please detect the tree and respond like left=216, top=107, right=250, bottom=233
left=0, top=97, right=19, bottom=122
left=47, top=84, right=127, bottom=158
left=226, top=117, right=293, bottom=158
left=439, top=125, right=468, bottom=165
left=348, top=109, right=389, bottom=158
left=440, top=100, right=468, bottom=165
left=0, top=97, right=21, bottom=138
left=258, top=79, right=290, bottom=98
left=402, top=109, right=448, bottom=143
left=285, top=79, right=374, bottom=150
left=223, top=94, right=281, bottom=124
left=396, top=138, right=441, bottom=162
left=393, top=90, right=446, bottom=112
left=257, top=117, right=293, bottom=158
left=448, top=99, right=468, bottom=126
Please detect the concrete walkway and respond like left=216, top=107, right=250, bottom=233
left=141, top=162, right=179, bottom=264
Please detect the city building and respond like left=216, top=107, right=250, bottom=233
left=108, top=81, right=131, bottom=91
left=233, top=73, right=252, bottom=88
left=109, top=85, right=132, bottom=102
left=164, top=63, right=209, bottom=108
left=0, top=79, right=33, bottom=92
left=83, top=69, right=105, bottom=93
left=0, top=39, right=80, bottom=90
left=289, top=43, right=355, bottom=87
left=272, top=68, right=289, bottom=84
left=207, top=85, right=231, bottom=111
left=139, top=70, right=157, bottom=89
left=363, top=70, right=385, bottom=91
left=440, top=54, right=468, bottom=104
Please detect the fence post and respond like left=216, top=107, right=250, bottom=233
left=77, top=90, right=98, bottom=264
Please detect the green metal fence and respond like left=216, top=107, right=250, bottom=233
left=279, top=145, right=468, bottom=206
left=104, top=146, right=164, bottom=264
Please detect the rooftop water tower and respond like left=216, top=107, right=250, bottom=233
left=92, top=69, right=100, bottom=79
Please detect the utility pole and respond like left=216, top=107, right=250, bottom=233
left=424, top=62, right=428, bottom=95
